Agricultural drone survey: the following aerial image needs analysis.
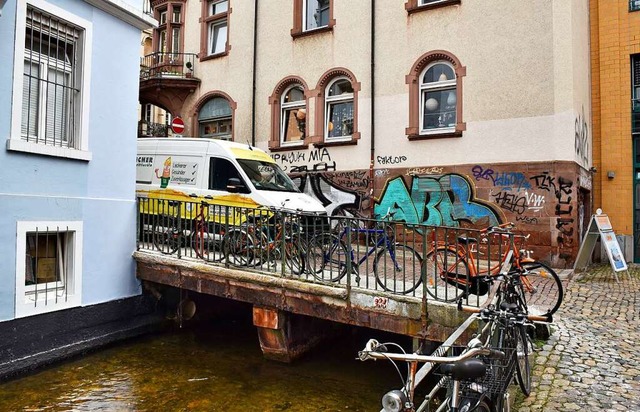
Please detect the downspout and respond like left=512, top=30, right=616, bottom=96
left=251, top=0, right=258, bottom=146
left=369, top=0, right=375, bottom=214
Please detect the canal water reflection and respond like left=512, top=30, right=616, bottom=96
left=0, top=316, right=404, bottom=411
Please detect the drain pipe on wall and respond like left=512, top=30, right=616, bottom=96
left=251, top=0, right=258, bottom=146
left=369, top=0, right=376, bottom=212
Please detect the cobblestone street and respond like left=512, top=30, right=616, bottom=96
left=517, top=265, right=640, bottom=411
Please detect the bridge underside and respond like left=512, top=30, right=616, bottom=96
left=134, top=251, right=470, bottom=361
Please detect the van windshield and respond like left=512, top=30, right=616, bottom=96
left=237, top=159, right=299, bottom=193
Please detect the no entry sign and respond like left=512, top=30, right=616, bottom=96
left=171, top=117, right=185, bottom=134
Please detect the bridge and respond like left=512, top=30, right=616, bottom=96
left=134, top=197, right=498, bottom=361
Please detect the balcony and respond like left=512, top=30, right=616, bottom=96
left=139, top=52, right=200, bottom=121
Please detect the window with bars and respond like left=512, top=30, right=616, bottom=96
left=21, top=6, right=81, bottom=148
left=16, top=221, right=83, bottom=318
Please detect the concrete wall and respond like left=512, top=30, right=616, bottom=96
left=0, top=0, right=145, bottom=321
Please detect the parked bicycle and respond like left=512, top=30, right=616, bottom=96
left=424, top=223, right=563, bottom=316
left=307, top=210, right=422, bottom=293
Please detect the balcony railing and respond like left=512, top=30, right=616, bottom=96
left=140, top=52, right=197, bottom=81
left=633, top=99, right=640, bottom=134
left=631, top=0, right=640, bottom=11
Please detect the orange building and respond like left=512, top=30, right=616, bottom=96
left=591, top=0, right=640, bottom=261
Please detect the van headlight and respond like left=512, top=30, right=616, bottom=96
left=381, top=389, right=408, bottom=412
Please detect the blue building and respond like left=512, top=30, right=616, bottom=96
left=0, top=0, right=158, bottom=379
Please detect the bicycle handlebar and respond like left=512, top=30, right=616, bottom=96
left=457, top=302, right=552, bottom=323
left=481, top=222, right=515, bottom=234
left=358, top=339, right=504, bottom=363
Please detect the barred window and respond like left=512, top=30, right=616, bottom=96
left=22, top=6, right=81, bottom=148
left=16, top=221, right=83, bottom=318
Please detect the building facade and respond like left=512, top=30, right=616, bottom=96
left=0, top=0, right=158, bottom=379
left=591, top=0, right=640, bottom=262
left=140, top=0, right=592, bottom=267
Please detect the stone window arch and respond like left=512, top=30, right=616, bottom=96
left=193, top=91, right=236, bottom=140
left=268, top=76, right=309, bottom=151
left=406, top=50, right=466, bottom=140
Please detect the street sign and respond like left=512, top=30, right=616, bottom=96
left=171, top=117, right=185, bottom=134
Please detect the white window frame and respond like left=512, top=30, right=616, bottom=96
left=208, top=0, right=228, bottom=16
left=15, top=221, right=83, bottom=318
left=208, top=19, right=228, bottom=56
left=9, top=0, right=92, bottom=161
left=280, top=85, right=305, bottom=146
left=419, top=61, right=456, bottom=135
left=324, top=77, right=354, bottom=142
left=303, top=0, right=329, bottom=32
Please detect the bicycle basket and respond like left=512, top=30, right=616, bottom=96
left=434, top=346, right=516, bottom=399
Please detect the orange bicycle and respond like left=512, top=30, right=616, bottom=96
left=424, top=223, right=563, bottom=315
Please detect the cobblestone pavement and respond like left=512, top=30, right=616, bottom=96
left=517, top=265, right=640, bottom=412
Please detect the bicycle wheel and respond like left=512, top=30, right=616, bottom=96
left=424, top=247, right=469, bottom=302
left=518, top=261, right=563, bottom=315
left=152, top=214, right=181, bottom=254
left=374, top=243, right=422, bottom=294
left=458, top=397, right=492, bottom=412
left=223, top=228, right=257, bottom=266
left=284, top=238, right=305, bottom=275
left=515, top=324, right=532, bottom=396
left=192, top=224, right=224, bottom=263
left=306, top=233, right=348, bottom=282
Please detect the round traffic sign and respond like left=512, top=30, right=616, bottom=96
left=171, top=117, right=185, bottom=134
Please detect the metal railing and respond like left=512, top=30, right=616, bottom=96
left=136, top=197, right=523, bottom=307
left=140, top=52, right=197, bottom=81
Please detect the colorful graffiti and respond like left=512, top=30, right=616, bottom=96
left=374, top=174, right=502, bottom=228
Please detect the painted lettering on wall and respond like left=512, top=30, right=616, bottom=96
left=377, top=155, right=407, bottom=165
left=271, top=148, right=334, bottom=171
left=374, top=174, right=502, bottom=228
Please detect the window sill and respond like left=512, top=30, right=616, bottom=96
left=200, top=50, right=229, bottom=62
left=7, top=139, right=92, bottom=161
left=406, top=0, right=461, bottom=15
left=268, top=141, right=309, bottom=152
left=406, top=129, right=463, bottom=140
left=291, top=24, right=334, bottom=40
left=310, top=132, right=360, bottom=148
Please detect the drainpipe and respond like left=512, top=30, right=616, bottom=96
left=251, top=0, right=258, bottom=146
left=369, top=0, right=375, bottom=213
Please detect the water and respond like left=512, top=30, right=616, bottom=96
left=0, top=315, right=405, bottom=411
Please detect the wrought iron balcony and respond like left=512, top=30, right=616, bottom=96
left=140, top=52, right=197, bottom=81
left=631, top=0, right=640, bottom=11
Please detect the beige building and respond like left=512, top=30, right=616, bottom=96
left=140, top=0, right=592, bottom=267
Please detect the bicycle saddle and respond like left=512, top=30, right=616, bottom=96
left=440, top=358, right=487, bottom=381
left=456, top=236, right=478, bottom=245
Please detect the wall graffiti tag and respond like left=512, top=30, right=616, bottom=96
left=575, top=106, right=589, bottom=167
left=375, top=173, right=502, bottom=228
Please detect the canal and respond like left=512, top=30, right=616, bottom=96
left=0, top=308, right=406, bottom=411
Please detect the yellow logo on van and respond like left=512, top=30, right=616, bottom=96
left=231, top=147, right=274, bottom=163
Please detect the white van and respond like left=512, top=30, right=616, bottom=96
left=136, top=138, right=326, bottom=216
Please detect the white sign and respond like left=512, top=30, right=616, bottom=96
left=574, top=210, right=628, bottom=278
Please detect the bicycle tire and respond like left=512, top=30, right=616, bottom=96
left=284, top=237, right=305, bottom=275
left=424, top=247, right=470, bottom=302
left=373, top=243, right=423, bottom=294
left=152, top=214, right=181, bottom=255
left=458, top=396, right=493, bottom=412
left=518, top=261, right=563, bottom=315
left=514, top=324, right=532, bottom=396
left=306, top=233, right=348, bottom=282
left=223, top=228, right=257, bottom=266
left=192, top=227, right=224, bottom=263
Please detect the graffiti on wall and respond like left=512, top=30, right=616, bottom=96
left=575, top=106, right=589, bottom=167
left=374, top=173, right=502, bottom=228
left=272, top=147, right=334, bottom=172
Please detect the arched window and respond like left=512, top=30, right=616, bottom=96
left=280, top=85, right=306, bottom=145
left=325, top=77, right=354, bottom=140
left=198, top=97, right=232, bottom=140
left=420, top=62, right=456, bottom=132
left=406, top=50, right=465, bottom=140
